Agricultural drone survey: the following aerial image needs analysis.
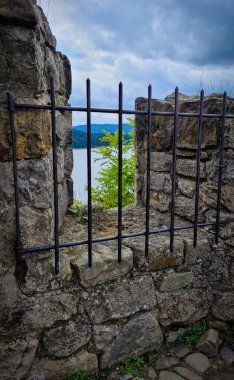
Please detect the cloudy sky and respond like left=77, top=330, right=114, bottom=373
left=39, top=0, right=234, bottom=124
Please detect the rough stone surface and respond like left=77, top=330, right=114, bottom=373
left=156, top=289, right=213, bottom=326
left=159, top=371, right=184, bottom=380
left=212, top=292, right=234, bottom=321
left=160, top=271, right=193, bottom=291
left=185, top=353, right=210, bottom=373
left=172, top=344, right=191, bottom=358
left=101, top=312, right=163, bottom=367
left=29, top=351, right=98, bottom=380
left=196, top=329, right=219, bottom=356
left=93, top=324, right=120, bottom=351
left=156, top=357, right=179, bottom=370
left=147, top=366, right=157, bottom=380
left=174, top=367, right=202, bottom=380
left=129, top=235, right=184, bottom=271
left=84, top=275, right=156, bottom=324
left=71, top=244, right=133, bottom=287
left=42, top=315, right=92, bottom=358
left=22, top=292, right=77, bottom=330
left=0, top=334, right=39, bottom=380
left=219, top=346, right=234, bottom=365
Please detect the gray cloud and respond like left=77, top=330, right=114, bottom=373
left=40, top=0, right=234, bottom=122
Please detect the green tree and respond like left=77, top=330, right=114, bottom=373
left=91, top=118, right=135, bottom=208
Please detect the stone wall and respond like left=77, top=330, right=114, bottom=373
left=0, top=0, right=73, bottom=273
left=135, top=93, right=234, bottom=230
left=0, top=2, right=234, bottom=380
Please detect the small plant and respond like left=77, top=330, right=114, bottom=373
left=148, top=353, right=157, bottom=365
left=119, top=353, right=145, bottom=378
left=91, top=118, right=135, bottom=209
left=73, top=200, right=87, bottom=223
left=179, top=319, right=209, bottom=346
left=220, top=331, right=234, bottom=349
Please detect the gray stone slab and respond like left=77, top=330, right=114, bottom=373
left=185, top=353, right=210, bottom=373
left=175, top=366, right=202, bottom=380
left=219, top=346, right=234, bottom=365
left=159, top=371, right=184, bottom=380
left=172, top=344, right=191, bottom=358
left=156, top=357, right=179, bottom=370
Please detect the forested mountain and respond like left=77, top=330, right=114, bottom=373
left=71, top=124, right=133, bottom=149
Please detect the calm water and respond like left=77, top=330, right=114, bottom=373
left=72, top=148, right=132, bottom=203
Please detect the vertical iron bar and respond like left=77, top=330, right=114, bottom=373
left=50, top=76, right=59, bottom=275
left=215, top=92, right=227, bottom=244
left=7, top=92, right=21, bottom=264
left=86, top=78, right=92, bottom=267
left=118, top=82, right=123, bottom=263
left=193, top=89, right=204, bottom=247
left=145, top=85, right=152, bottom=258
left=170, top=87, right=179, bottom=253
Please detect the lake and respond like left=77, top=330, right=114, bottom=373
left=72, top=148, right=133, bottom=203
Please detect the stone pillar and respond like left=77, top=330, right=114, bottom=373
left=0, top=0, right=73, bottom=273
left=135, top=92, right=234, bottom=244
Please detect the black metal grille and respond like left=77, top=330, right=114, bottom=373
left=7, top=77, right=234, bottom=274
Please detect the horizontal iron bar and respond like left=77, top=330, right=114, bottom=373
left=13, top=103, right=234, bottom=119
left=18, top=219, right=232, bottom=255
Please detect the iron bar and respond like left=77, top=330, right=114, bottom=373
left=13, top=102, right=234, bottom=119
left=118, top=82, right=123, bottom=263
left=18, top=218, right=233, bottom=254
left=145, top=85, right=152, bottom=258
left=170, top=87, right=179, bottom=253
left=86, top=79, right=93, bottom=267
left=7, top=92, right=21, bottom=264
left=193, top=89, right=204, bottom=247
left=215, top=92, right=227, bottom=244
left=50, top=76, right=60, bottom=275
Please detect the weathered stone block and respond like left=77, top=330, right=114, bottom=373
left=83, top=275, right=156, bottom=324
left=183, top=237, right=211, bottom=265
left=22, top=292, right=77, bottom=330
left=151, top=152, right=172, bottom=172
left=101, top=312, right=163, bottom=368
left=93, top=324, right=120, bottom=351
left=14, top=101, right=51, bottom=159
left=184, top=352, right=210, bottom=373
left=212, top=292, right=234, bottom=321
left=175, top=367, right=202, bottom=380
left=160, top=271, right=193, bottom=292
left=156, top=289, right=213, bottom=326
left=71, top=244, right=133, bottom=288
left=128, top=235, right=184, bottom=271
left=196, top=329, right=219, bottom=356
left=29, top=351, right=98, bottom=380
left=176, top=159, right=206, bottom=179
left=22, top=252, right=72, bottom=296
left=150, top=173, right=172, bottom=193
left=43, top=315, right=92, bottom=358
left=178, top=177, right=196, bottom=198
left=0, top=334, right=39, bottom=380
left=175, top=196, right=196, bottom=222
left=135, top=97, right=174, bottom=152
left=200, top=181, right=234, bottom=212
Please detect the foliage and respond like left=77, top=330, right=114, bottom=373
left=220, top=331, right=234, bottom=349
left=73, top=199, right=87, bottom=223
left=63, top=369, right=104, bottom=380
left=119, top=353, right=146, bottom=378
left=91, top=118, right=135, bottom=208
left=148, top=353, right=157, bottom=365
left=179, top=319, right=209, bottom=346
